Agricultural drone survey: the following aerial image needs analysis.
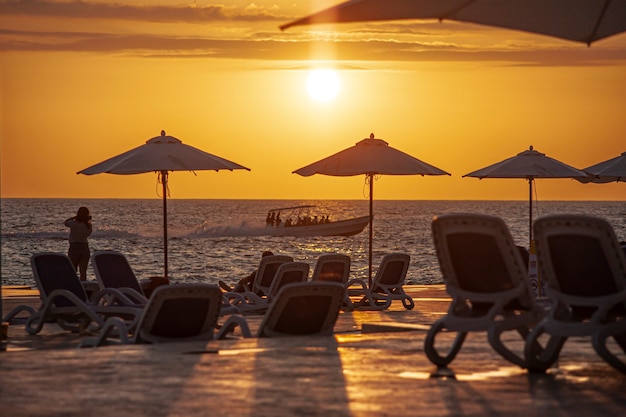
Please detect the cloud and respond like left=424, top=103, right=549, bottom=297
left=0, top=0, right=288, bottom=23
left=1, top=1, right=625, bottom=67
left=2, top=27, right=625, bottom=67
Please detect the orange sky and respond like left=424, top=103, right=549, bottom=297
left=1, top=0, right=624, bottom=201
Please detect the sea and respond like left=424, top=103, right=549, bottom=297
left=1, top=199, right=625, bottom=288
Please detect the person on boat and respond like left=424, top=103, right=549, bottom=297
left=218, top=250, right=274, bottom=293
left=275, top=212, right=282, bottom=227
left=64, top=206, right=92, bottom=281
left=266, top=211, right=275, bottom=226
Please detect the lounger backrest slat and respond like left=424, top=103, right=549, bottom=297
left=547, top=234, right=618, bottom=296
left=312, top=254, right=351, bottom=284
left=374, top=254, right=410, bottom=287
left=446, top=232, right=514, bottom=293
left=259, top=282, right=344, bottom=338
left=32, top=253, right=88, bottom=306
left=535, top=215, right=626, bottom=295
left=253, top=255, right=293, bottom=296
left=268, top=262, right=310, bottom=299
left=92, top=251, right=144, bottom=294
left=137, top=284, right=222, bottom=343
left=432, top=214, right=533, bottom=310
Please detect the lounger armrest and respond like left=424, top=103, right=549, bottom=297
left=26, top=289, right=104, bottom=335
left=546, top=288, right=626, bottom=308
left=78, top=317, right=131, bottom=347
left=91, top=288, right=141, bottom=306
left=225, top=290, right=265, bottom=306
left=346, top=278, right=368, bottom=289
left=115, top=288, right=149, bottom=304
left=345, top=278, right=369, bottom=297
left=216, top=315, right=252, bottom=339
left=448, top=283, right=526, bottom=305
left=2, top=304, right=37, bottom=324
left=546, top=288, right=626, bottom=321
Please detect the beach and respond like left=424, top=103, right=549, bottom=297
left=2, top=284, right=626, bottom=417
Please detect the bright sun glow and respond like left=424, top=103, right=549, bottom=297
left=306, top=69, right=340, bottom=102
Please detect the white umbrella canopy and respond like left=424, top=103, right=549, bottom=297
left=579, top=151, right=626, bottom=183
left=463, top=146, right=588, bottom=245
left=293, top=133, right=450, bottom=284
left=280, top=0, right=626, bottom=45
left=78, top=131, right=247, bottom=174
left=294, top=135, right=450, bottom=177
left=78, top=130, right=250, bottom=278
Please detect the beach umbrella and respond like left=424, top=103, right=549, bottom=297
left=293, top=133, right=450, bottom=285
left=78, top=130, right=250, bottom=279
left=463, top=146, right=587, bottom=246
left=280, top=0, right=626, bottom=45
left=578, top=151, right=626, bottom=183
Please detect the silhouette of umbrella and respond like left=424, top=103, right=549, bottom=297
left=464, top=146, right=587, bottom=246
left=293, top=133, right=450, bottom=285
left=578, top=151, right=626, bottom=183
left=78, top=130, right=250, bottom=278
left=281, top=0, right=626, bottom=45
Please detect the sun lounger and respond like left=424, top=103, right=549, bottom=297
left=311, top=253, right=353, bottom=310
left=8, top=252, right=142, bottom=335
left=267, top=262, right=310, bottom=302
left=91, top=250, right=149, bottom=305
left=79, top=284, right=238, bottom=346
left=93, top=250, right=239, bottom=315
left=225, top=260, right=309, bottom=315
left=347, top=253, right=414, bottom=310
left=251, top=255, right=295, bottom=297
left=216, top=282, right=345, bottom=338
left=311, top=253, right=351, bottom=284
left=425, top=214, right=545, bottom=368
left=524, top=214, right=626, bottom=373
left=224, top=255, right=293, bottom=313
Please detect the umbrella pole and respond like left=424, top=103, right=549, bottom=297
left=368, top=173, right=373, bottom=287
left=162, top=170, right=168, bottom=280
left=528, top=177, right=533, bottom=248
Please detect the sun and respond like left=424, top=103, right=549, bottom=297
left=306, top=69, right=340, bottom=102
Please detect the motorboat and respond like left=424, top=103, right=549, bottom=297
left=265, top=205, right=369, bottom=237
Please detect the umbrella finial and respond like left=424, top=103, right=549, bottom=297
left=529, top=145, right=534, bottom=151
left=161, top=130, right=166, bottom=136
left=370, top=133, right=374, bottom=139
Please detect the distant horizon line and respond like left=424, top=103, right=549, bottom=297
left=2, top=197, right=625, bottom=202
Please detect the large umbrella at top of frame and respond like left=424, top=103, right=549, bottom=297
left=78, top=130, right=250, bottom=279
left=578, top=151, right=626, bottom=183
left=463, top=146, right=588, bottom=247
left=293, top=133, right=450, bottom=285
left=280, top=0, right=626, bottom=45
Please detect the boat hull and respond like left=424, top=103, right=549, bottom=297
left=268, top=215, right=369, bottom=237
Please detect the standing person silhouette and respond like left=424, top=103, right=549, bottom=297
left=64, top=206, right=92, bottom=281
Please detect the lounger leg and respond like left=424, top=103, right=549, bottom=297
left=592, top=327, right=626, bottom=374
left=424, top=319, right=467, bottom=367
left=2, top=305, right=37, bottom=324
left=401, top=295, right=415, bottom=310
left=524, top=323, right=566, bottom=373
left=488, top=323, right=530, bottom=368
left=25, top=312, right=47, bottom=335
